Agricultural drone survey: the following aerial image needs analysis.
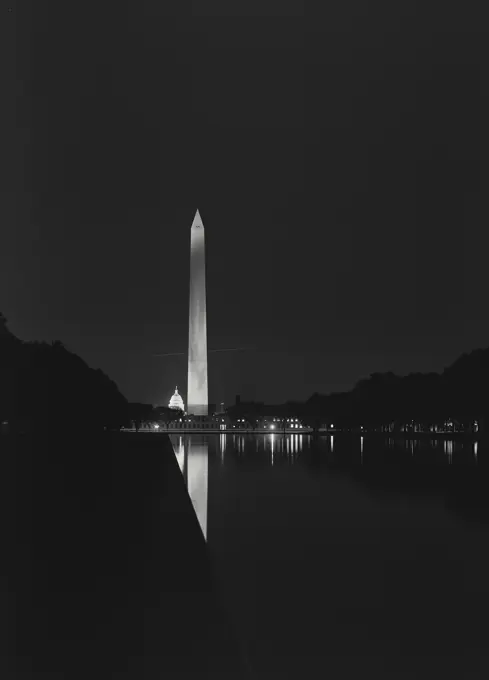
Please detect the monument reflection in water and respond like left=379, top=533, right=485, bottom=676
left=170, top=435, right=208, bottom=540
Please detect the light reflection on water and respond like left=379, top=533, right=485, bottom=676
left=170, top=433, right=486, bottom=544
left=169, top=435, right=208, bottom=540
left=219, top=433, right=226, bottom=462
left=177, top=432, right=489, bottom=679
left=172, top=433, right=483, bottom=464
left=168, top=432, right=489, bottom=677
left=174, top=435, right=185, bottom=474
left=444, top=439, right=454, bottom=464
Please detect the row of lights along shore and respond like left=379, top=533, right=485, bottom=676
left=235, top=418, right=304, bottom=429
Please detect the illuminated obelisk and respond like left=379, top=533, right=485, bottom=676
left=187, top=209, right=208, bottom=416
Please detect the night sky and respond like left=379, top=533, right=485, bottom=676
left=3, top=1, right=489, bottom=407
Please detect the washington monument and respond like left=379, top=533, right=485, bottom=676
left=187, top=209, right=208, bottom=415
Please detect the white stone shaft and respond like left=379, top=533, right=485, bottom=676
left=187, top=210, right=208, bottom=416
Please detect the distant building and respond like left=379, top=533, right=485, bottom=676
left=168, top=386, right=185, bottom=412
left=257, top=415, right=305, bottom=431
left=165, top=414, right=231, bottom=431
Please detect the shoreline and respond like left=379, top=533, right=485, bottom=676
left=121, top=428, right=485, bottom=439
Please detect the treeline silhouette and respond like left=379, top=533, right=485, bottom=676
left=228, top=349, right=489, bottom=432
left=127, top=403, right=182, bottom=431
left=0, top=313, right=129, bottom=434
left=303, top=351, right=489, bottom=430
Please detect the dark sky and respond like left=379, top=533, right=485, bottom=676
left=3, top=1, right=489, bottom=407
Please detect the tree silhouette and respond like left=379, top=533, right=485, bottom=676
left=0, top=312, right=128, bottom=434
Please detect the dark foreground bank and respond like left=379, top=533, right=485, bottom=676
left=2, top=431, right=245, bottom=679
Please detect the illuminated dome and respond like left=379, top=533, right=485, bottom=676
left=168, top=386, right=185, bottom=412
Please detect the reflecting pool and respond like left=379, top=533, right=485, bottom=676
left=170, top=433, right=489, bottom=679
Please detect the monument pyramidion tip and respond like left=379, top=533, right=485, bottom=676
left=191, top=209, right=204, bottom=229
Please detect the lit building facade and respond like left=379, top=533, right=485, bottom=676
left=168, top=386, right=185, bottom=412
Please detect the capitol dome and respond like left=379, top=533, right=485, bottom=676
left=168, top=386, right=185, bottom=412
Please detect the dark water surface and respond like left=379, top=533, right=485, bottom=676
left=5, top=433, right=245, bottom=679
left=171, top=433, right=489, bottom=679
